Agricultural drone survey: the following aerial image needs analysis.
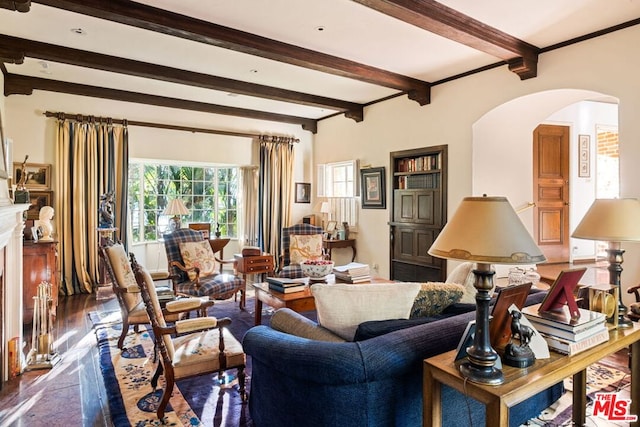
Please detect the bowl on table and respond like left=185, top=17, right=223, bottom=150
left=300, top=260, right=334, bottom=281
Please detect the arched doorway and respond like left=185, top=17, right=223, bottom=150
left=472, top=89, right=619, bottom=263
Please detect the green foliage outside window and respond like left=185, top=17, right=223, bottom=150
left=128, top=161, right=238, bottom=242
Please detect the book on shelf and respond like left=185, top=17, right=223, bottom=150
left=528, top=317, right=606, bottom=342
left=266, top=276, right=308, bottom=287
left=521, top=303, right=606, bottom=332
left=539, top=328, right=610, bottom=356
left=268, top=283, right=307, bottom=294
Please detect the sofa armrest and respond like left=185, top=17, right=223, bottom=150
left=270, top=308, right=345, bottom=342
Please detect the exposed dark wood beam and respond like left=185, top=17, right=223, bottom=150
left=5, top=74, right=318, bottom=133
left=0, top=0, right=31, bottom=12
left=352, top=0, right=540, bottom=80
left=32, top=0, right=431, bottom=105
left=0, top=35, right=364, bottom=122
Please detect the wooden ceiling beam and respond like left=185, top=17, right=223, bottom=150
left=0, top=0, right=31, bottom=12
left=0, top=35, right=363, bottom=122
left=352, top=0, right=540, bottom=80
left=4, top=74, right=318, bottom=133
left=33, top=0, right=431, bottom=105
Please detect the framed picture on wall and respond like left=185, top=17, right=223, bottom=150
left=360, top=167, right=386, bottom=209
left=26, top=190, right=53, bottom=220
left=578, top=134, right=590, bottom=178
left=295, top=182, right=311, bottom=203
left=13, top=162, right=52, bottom=190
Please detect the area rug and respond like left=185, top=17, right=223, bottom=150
left=92, top=297, right=258, bottom=427
left=525, top=360, right=631, bottom=426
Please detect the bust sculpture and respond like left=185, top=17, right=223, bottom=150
left=38, top=205, right=54, bottom=241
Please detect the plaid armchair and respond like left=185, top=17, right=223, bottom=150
left=163, top=229, right=245, bottom=305
left=278, top=223, right=326, bottom=279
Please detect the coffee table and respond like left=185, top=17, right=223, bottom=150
left=252, top=276, right=391, bottom=325
left=423, top=323, right=640, bottom=427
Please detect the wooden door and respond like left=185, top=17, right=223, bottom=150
left=533, top=124, right=570, bottom=263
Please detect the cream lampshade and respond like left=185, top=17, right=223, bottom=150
left=164, top=198, right=190, bottom=232
left=572, top=198, right=640, bottom=328
left=428, top=195, right=546, bottom=384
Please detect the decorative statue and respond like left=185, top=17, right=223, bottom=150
left=503, top=310, right=536, bottom=368
left=99, top=191, right=115, bottom=228
left=16, top=155, right=29, bottom=190
left=38, top=206, right=54, bottom=241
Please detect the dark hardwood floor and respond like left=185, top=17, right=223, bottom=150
left=0, top=293, right=118, bottom=426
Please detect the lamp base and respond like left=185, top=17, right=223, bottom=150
left=459, top=361, right=505, bottom=385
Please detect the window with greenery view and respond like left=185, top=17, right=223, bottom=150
left=128, top=161, right=238, bottom=243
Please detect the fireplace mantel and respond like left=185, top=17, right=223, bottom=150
left=0, top=201, right=29, bottom=381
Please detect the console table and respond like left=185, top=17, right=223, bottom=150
left=323, top=238, right=356, bottom=262
left=423, top=323, right=640, bottom=427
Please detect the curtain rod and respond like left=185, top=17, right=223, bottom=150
left=43, top=111, right=299, bottom=143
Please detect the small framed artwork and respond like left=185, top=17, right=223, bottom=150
left=13, top=162, right=52, bottom=189
left=26, top=190, right=53, bottom=220
left=326, top=220, right=337, bottom=233
left=455, top=321, right=476, bottom=361
left=188, top=222, right=211, bottom=239
left=360, top=167, right=386, bottom=209
left=578, top=134, right=590, bottom=178
left=295, top=182, right=311, bottom=203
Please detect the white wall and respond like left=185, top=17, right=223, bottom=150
left=315, top=25, right=640, bottom=306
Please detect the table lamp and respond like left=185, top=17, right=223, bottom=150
left=164, top=198, right=190, bottom=232
left=572, top=198, right=640, bottom=329
left=428, top=195, right=546, bottom=385
left=320, top=201, right=331, bottom=228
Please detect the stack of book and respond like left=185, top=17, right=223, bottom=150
left=266, top=277, right=308, bottom=293
left=333, top=262, right=371, bottom=283
left=522, top=303, right=609, bottom=356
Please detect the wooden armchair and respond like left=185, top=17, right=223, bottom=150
left=627, top=283, right=640, bottom=321
left=163, top=229, right=246, bottom=308
left=101, top=241, right=176, bottom=349
left=130, top=254, right=247, bottom=420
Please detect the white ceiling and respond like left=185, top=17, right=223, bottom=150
left=1, top=0, right=639, bottom=127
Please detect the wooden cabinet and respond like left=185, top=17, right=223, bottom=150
left=23, top=241, right=59, bottom=324
left=389, top=146, right=447, bottom=282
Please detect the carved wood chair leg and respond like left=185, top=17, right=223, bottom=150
left=237, top=366, right=247, bottom=402
left=157, top=374, right=174, bottom=420
left=117, top=319, right=129, bottom=349
left=151, top=361, right=163, bottom=389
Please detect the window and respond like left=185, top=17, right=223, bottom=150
left=128, top=161, right=238, bottom=242
left=317, top=160, right=358, bottom=197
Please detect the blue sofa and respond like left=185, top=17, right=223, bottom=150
left=242, top=290, right=563, bottom=427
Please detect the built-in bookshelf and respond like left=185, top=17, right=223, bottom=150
left=389, top=145, right=447, bottom=282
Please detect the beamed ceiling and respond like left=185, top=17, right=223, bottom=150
left=1, top=1, right=639, bottom=133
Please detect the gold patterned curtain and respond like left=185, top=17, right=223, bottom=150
left=239, top=166, right=259, bottom=248
left=259, top=138, right=294, bottom=268
left=54, top=116, right=129, bottom=295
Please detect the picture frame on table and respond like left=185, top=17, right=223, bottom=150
left=326, top=220, right=337, bottom=233
left=188, top=222, right=211, bottom=239
left=295, top=182, right=311, bottom=203
left=26, top=190, right=53, bottom=220
left=13, top=162, right=52, bottom=190
left=360, top=167, right=386, bottom=209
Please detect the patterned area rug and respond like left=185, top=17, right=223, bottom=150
left=92, top=299, right=254, bottom=427
left=524, top=358, right=631, bottom=426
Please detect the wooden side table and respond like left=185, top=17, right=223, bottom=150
left=423, top=323, right=640, bottom=427
left=234, top=254, right=275, bottom=309
left=323, top=238, right=356, bottom=262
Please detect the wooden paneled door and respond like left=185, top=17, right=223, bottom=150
left=533, top=124, right=570, bottom=263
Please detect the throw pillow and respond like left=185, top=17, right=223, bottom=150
left=179, top=240, right=219, bottom=281
left=409, top=282, right=465, bottom=318
left=447, top=262, right=480, bottom=304
left=311, top=282, right=421, bottom=341
left=289, top=234, right=323, bottom=265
